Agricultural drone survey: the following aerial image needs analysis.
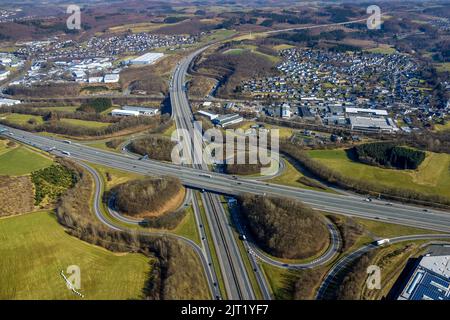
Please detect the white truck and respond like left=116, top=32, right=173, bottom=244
left=375, top=238, right=390, bottom=246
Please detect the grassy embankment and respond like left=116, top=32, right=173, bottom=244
left=307, top=149, right=450, bottom=199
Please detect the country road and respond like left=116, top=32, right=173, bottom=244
left=78, top=162, right=220, bottom=299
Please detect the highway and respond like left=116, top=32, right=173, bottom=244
left=3, top=127, right=450, bottom=235
left=170, top=47, right=262, bottom=300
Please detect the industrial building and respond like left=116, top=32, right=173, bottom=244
left=0, top=98, right=21, bottom=107
left=345, top=107, right=389, bottom=117
left=122, top=106, right=159, bottom=116
left=198, top=110, right=219, bottom=121
left=213, top=114, right=244, bottom=127
left=298, top=106, right=315, bottom=120
left=349, top=116, right=398, bottom=133
left=128, top=52, right=164, bottom=65
left=111, top=109, right=140, bottom=117
left=396, top=247, right=450, bottom=300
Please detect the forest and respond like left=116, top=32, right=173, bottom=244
left=353, top=142, right=426, bottom=170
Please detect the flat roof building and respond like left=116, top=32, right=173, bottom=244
left=104, top=74, right=120, bottom=83
left=111, top=109, right=139, bottom=117
left=198, top=110, right=218, bottom=120
left=346, top=107, right=388, bottom=117
left=122, top=106, right=159, bottom=116
left=129, top=52, right=164, bottom=65
left=396, top=250, right=450, bottom=300
left=349, top=116, right=398, bottom=133
left=213, top=114, right=243, bottom=128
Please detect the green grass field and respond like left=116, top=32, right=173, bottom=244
left=59, top=118, right=111, bottom=129
left=435, top=62, right=450, bottom=73
left=308, top=149, right=450, bottom=198
left=434, top=122, right=450, bottom=132
left=223, top=48, right=245, bottom=55
left=365, top=45, right=397, bottom=55
left=0, top=211, right=151, bottom=300
left=0, top=146, right=53, bottom=176
left=0, top=113, right=44, bottom=125
left=173, top=206, right=201, bottom=246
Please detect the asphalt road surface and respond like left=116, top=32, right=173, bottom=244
left=3, top=127, right=450, bottom=234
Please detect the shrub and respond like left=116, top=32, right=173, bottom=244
left=31, top=164, right=78, bottom=205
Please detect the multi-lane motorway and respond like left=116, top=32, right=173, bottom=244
left=3, top=127, right=450, bottom=234
left=170, top=47, right=264, bottom=300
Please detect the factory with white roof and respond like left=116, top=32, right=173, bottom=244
left=394, top=245, right=450, bottom=301
left=111, top=106, right=160, bottom=117
left=127, top=52, right=164, bottom=65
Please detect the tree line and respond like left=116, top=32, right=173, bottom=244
left=0, top=112, right=164, bottom=138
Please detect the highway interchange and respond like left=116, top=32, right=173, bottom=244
left=1, top=29, right=450, bottom=300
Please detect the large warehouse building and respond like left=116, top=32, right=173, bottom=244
left=395, top=247, right=450, bottom=300
left=128, top=52, right=164, bottom=65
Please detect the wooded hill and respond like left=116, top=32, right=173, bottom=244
left=238, top=194, right=329, bottom=260
left=111, top=177, right=184, bottom=217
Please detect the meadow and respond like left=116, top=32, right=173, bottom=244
left=0, top=211, right=150, bottom=300
left=0, top=145, right=53, bottom=176
left=308, top=149, right=450, bottom=198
